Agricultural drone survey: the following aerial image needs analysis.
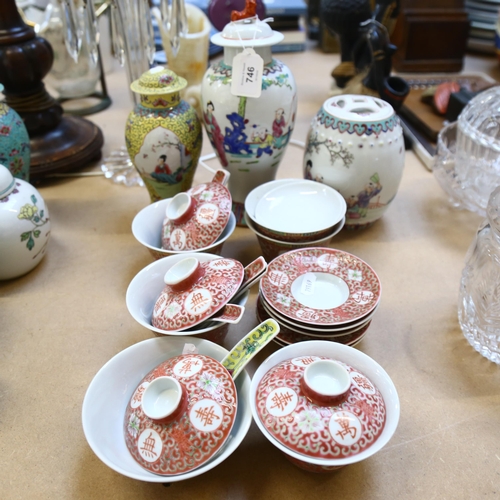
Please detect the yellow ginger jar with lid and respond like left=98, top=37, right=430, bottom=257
left=125, top=67, right=203, bottom=202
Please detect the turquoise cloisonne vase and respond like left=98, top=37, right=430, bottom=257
left=0, top=84, right=30, bottom=181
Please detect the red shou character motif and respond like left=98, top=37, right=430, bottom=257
left=195, top=405, right=220, bottom=427
left=154, top=294, right=167, bottom=314
left=268, top=270, right=288, bottom=287
left=299, top=356, right=316, bottom=366
left=140, top=432, right=158, bottom=459
left=297, top=309, right=317, bottom=322
left=352, top=375, right=373, bottom=391
left=321, top=254, right=338, bottom=268
left=178, top=358, right=201, bottom=374
left=212, top=259, right=231, bottom=268
left=189, top=291, right=210, bottom=312
left=172, top=230, right=184, bottom=248
left=198, top=206, right=217, bottom=221
left=335, top=415, right=357, bottom=440
left=270, top=390, right=294, bottom=412
left=132, top=385, right=146, bottom=405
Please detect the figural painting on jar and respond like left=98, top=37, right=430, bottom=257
left=303, top=95, right=405, bottom=229
left=200, top=6, right=297, bottom=224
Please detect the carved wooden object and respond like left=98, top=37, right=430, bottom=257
left=0, top=0, right=103, bottom=181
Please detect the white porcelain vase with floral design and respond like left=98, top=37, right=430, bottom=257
left=303, top=95, right=405, bottom=229
left=0, top=164, right=50, bottom=280
left=200, top=17, right=297, bottom=225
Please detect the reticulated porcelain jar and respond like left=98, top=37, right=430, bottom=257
left=0, top=84, right=30, bottom=181
left=126, top=67, right=203, bottom=203
left=0, top=164, right=50, bottom=280
left=303, top=95, right=405, bottom=229
left=201, top=17, right=297, bottom=224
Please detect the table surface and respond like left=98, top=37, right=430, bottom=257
left=2, top=47, right=500, bottom=499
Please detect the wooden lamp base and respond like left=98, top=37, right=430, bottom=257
left=29, top=116, right=104, bottom=182
left=0, top=0, right=103, bottom=181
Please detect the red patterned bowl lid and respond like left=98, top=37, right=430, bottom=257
left=161, top=177, right=232, bottom=251
left=124, top=353, right=237, bottom=476
left=255, top=355, right=386, bottom=461
left=152, top=257, right=245, bottom=331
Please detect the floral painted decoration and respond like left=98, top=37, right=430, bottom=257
left=18, top=194, right=50, bottom=251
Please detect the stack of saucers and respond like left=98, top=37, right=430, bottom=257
left=257, top=247, right=381, bottom=347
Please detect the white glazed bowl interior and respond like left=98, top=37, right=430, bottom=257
left=254, top=180, right=346, bottom=234
left=250, top=340, right=400, bottom=467
left=132, top=198, right=236, bottom=255
left=244, top=179, right=298, bottom=228
left=126, top=253, right=249, bottom=336
left=82, top=336, right=252, bottom=482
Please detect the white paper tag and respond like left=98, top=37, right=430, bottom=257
left=300, top=273, right=317, bottom=296
left=231, top=48, right=263, bottom=98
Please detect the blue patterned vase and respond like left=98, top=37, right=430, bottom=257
left=0, top=84, right=30, bottom=181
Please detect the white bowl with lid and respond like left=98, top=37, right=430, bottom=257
left=82, top=336, right=251, bottom=482
left=250, top=340, right=399, bottom=472
left=126, top=252, right=249, bottom=343
left=161, top=170, right=232, bottom=252
left=132, top=198, right=236, bottom=260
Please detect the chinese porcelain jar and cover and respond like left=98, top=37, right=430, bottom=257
left=0, top=164, right=50, bottom=280
left=126, top=67, right=203, bottom=203
left=254, top=354, right=388, bottom=472
left=303, top=95, right=405, bottom=229
left=124, top=352, right=237, bottom=476
left=200, top=16, right=298, bottom=224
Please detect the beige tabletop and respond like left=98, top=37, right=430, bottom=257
left=2, top=48, right=500, bottom=499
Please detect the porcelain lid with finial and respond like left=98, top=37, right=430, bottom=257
left=124, top=352, right=237, bottom=476
left=211, top=15, right=284, bottom=48
left=161, top=170, right=232, bottom=251
left=151, top=256, right=245, bottom=331
left=254, top=356, right=387, bottom=460
left=130, top=66, right=187, bottom=95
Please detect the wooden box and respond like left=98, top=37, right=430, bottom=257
left=391, top=1, right=470, bottom=73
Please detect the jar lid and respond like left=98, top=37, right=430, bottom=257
left=322, top=95, right=395, bottom=123
left=124, top=353, right=237, bottom=476
left=130, top=66, right=187, bottom=95
left=211, top=16, right=284, bottom=48
left=255, top=355, right=387, bottom=461
left=152, top=257, right=245, bottom=331
left=0, top=164, right=16, bottom=199
left=161, top=175, right=232, bottom=251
